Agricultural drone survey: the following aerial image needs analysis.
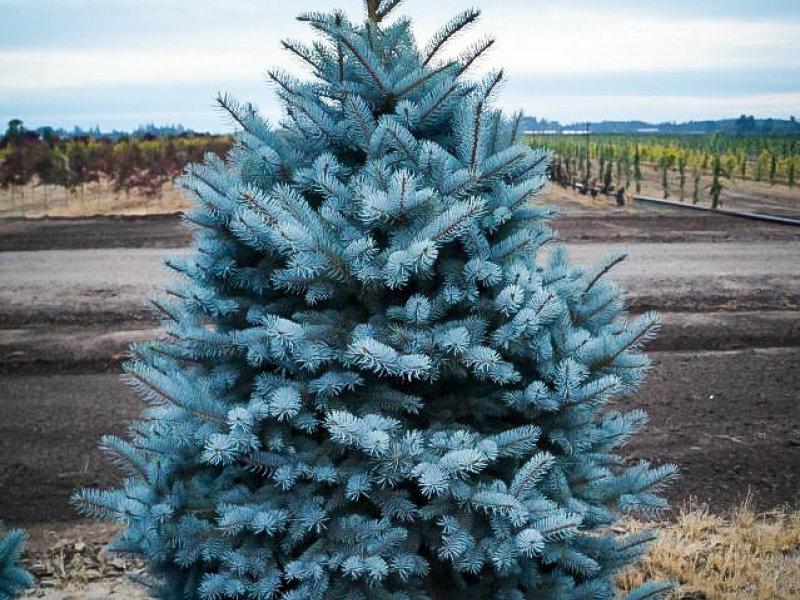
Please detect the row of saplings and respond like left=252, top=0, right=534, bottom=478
left=540, top=133, right=798, bottom=205
left=2, top=1, right=677, bottom=598
left=0, top=124, right=232, bottom=201
left=549, top=145, right=738, bottom=209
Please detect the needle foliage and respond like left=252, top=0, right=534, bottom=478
left=76, top=1, right=675, bottom=598
left=0, top=526, right=33, bottom=600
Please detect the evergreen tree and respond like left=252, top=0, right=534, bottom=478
left=76, top=2, right=675, bottom=599
left=659, top=157, right=669, bottom=199
left=768, top=152, right=777, bottom=186
left=710, top=153, right=726, bottom=209
left=603, top=159, right=613, bottom=192
left=623, top=149, right=632, bottom=189
left=584, top=149, right=592, bottom=190
left=597, top=154, right=605, bottom=184
left=738, top=151, right=747, bottom=181
left=677, top=152, right=687, bottom=202
left=692, top=167, right=701, bottom=205
left=0, top=526, right=33, bottom=599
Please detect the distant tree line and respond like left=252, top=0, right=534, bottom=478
left=521, top=114, right=800, bottom=136
left=0, top=119, right=232, bottom=198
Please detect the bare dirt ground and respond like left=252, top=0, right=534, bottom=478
left=1, top=200, right=799, bottom=591
left=632, top=167, right=800, bottom=219
left=0, top=198, right=798, bottom=598
left=0, top=243, right=798, bottom=341
left=3, top=202, right=799, bottom=252
left=3, top=346, right=797, bottom=528
left=549, top=158, right=800, bottom=219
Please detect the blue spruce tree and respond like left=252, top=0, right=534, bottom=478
left=76, top=2, right=676, bottom=598
left=0, top=527, right=33, bottom=599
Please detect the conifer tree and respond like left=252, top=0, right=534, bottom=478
left=738, top=150, right=747, bottom=181
left=76, top=2, right=675, bottom=598
left=597, top=154, right=605, bottom=184
left=0, top=526, right=33, bottom=599
left=623, top=149, right=632, bottom=190
left=710, top=153, right=726, bottom=209
left=692, top=167, right=701, bottom=205
left=677, top=152, right=687, bottom=202
left=603, top=159, right=613, bottom=192
left=768, top=152, right=777, bottom=186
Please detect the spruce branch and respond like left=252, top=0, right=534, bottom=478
left=376, top=118, right=420, bottom=166
left=393, top=61, right=458, bottom=98
left=335, top=29, right=391, bottom=93
left=417, top=79, right=464, bottom=124
left=457, top=37, right=495, bottom=76
left=376, top=0, right=404, bottom=21
left=509, top=110, right=523, bottom=144
left=267, top=69, right=304, bottom=98
left=422, top=8, right=481, bottom=66
left=280, top=39, right=323, bottom=73
left=584, top=251, right=628, bottom=294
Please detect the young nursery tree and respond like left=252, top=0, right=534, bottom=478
left=677, top=151, right=687, bottom=202
left=603, top=159, right=613, bottom=192
left=76, top=2, right=675, bottom=598
left=709, top=153, right=726, bottom=209
left=692, top=167, right=702, bottom=205
left=0, top=527, right=33, bottom=599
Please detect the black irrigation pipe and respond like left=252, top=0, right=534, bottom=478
left=633, top=194, right=800, bottom=227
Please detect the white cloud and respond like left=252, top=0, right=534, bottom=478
left=1, top=48, right=272, bottom=89
left=476, top=11, right=800, bottom=75
left=2, top=1, right=799, bottom=127
left=2, top=8, right=799, bottom=91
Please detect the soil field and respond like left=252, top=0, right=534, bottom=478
left=1, top=205, right=798, bottom=534
left=2, top=206, right=800, bottom=253
left=2, top=347, right=797, bottom=526
left=630, top=163, right=800, bottom=218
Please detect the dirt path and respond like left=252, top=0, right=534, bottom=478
left=1, top=211, right=798, bottom=531
left=1, top=348, right=797, bottom=526
left=1, top=210, right=799, bottom=252
left=1, top=240, right=798, bottom=325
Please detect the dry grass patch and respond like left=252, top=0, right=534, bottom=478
left=21, top=503, right=800, bottom=599
left=619, top=500, right=800, bottom=599
left=0, top=180, right=626, bottom=218
left=0, top=181, right=190, bottom=218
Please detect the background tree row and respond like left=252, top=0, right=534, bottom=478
left=0, top=120, right=232, bottom=199
left=531, top=133, right=799, bottom=208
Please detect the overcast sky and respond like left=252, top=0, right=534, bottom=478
left=2, top=0, right=799, bottom=132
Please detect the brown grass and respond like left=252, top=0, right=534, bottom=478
left=3, top=172, right=797, bottom=219
left=0, top=181, right=190, bottom=218
left=22, top=503, right=800, bottom=599
left=618, top=500, right=800, bottom=599
left=0, top=180, right=620, bottom=218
